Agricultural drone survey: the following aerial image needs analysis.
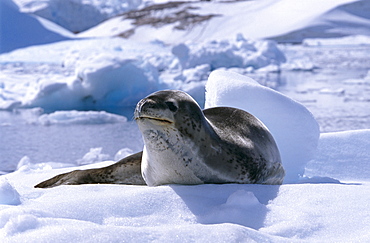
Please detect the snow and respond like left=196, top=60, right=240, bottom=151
left=22, top=53, right=162, bottom=110
left=7, top=0, right=370, bottom=45
left=270, top=0, right=370, bottom=42
left=0, top=178, right=21, bottom=206
left=14, top=0, right=146, bottom=33
left=0, top=0, right=73, bottom=54
left=78, top=0, right=370, bottom=43
left=1, top=0, right=370, bottom=241
left=172, top=37, right=286, bottom=70
left=305, top=129, right=370, bottom=182
left=0, top=38, right=166, bottom=112
left=17, top=0, right=369, bottom=41
left=76, top=147, right=110, bottom=165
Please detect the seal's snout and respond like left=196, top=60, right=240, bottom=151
left=135, top=98, right=160, bottom=117
left=134, top=98, right=174, bottom=124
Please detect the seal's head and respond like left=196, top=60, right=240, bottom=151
left=135, top=90, right=203, bottom=130
left=134, top=90, right=211, bottom=186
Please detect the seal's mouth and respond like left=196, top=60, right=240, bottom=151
left=136, top=116, right=173, bottom=124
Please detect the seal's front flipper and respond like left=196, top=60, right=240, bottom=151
left=35, top=151, right=146, bottom=188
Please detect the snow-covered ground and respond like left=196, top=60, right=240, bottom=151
left=1, top=0, right=370, bottom=242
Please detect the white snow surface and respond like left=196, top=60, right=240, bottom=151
left=305, top=130, right=370, bottom=182
left=1, top=0, right=370, bottom=241
left=78, top=0, right=370, bottom=43
left=0, top=0, right=74, bottom=54
left=4, top=0, right=370, bottom=53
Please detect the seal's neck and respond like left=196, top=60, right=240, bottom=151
left=139, top=117, right=220, bottom=186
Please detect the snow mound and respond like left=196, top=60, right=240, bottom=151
left=38, top=110, right=127, bottom=125
left=172, top=36, right=286, bottom=70
left=73, top=54, right=160, bottom=107
left=114, top=148, right=134, bottom=161
left=77, top=147, right=110, bottom=165
left=205, top=70, right=320, bottom=183
left=0, top=178, right=21, bottom=205
left=21, top=54, right=162, bottom=112
left=0, top=0, right=73, bottom=54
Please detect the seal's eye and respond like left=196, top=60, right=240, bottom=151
left=165, top=101, right=178, bottom=112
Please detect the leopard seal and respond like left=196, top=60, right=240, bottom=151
left=35, top=90, right=285, bottom=188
